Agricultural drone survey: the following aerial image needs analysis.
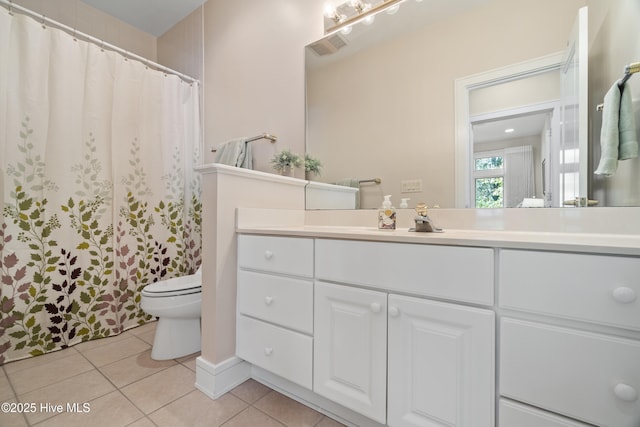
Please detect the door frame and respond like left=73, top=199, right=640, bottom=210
left=454, top=52, right=565, bottom=208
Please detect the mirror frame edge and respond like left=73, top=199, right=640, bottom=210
left=454, top=51, right=566, bottom=208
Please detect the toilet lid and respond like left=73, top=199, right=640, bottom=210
left=142, top=273, right=201, bottom=295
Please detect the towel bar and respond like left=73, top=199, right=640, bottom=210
left=211, top=133, right=277, bottom=152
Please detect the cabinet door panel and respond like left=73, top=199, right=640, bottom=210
left=388, top=294, right=495, bottom=427
left=314, top=281, right=387, bottom=424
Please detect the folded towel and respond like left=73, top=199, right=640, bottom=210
left=595, top=82, right=638, bottom=176
left=213, top=137, right=252, bottom=169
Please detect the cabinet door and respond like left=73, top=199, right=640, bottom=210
left=388, top=294, right=495, bottom=427
left=314, top=281, right=387, bottom=424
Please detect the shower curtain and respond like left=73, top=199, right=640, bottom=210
left=0, top=12, right=202, bottom=363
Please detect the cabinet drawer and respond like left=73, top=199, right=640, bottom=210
left=238, top=235, right=313, bottom=277
left=316, top=239, right=494, bottom=305
left=238, top=270, right=313, bottom=334
left=236, top=315, right=312, bottom=389
left=499, top=399, right=590, bottom=427
left=500, top=318, right=640, bottom=427
left=499, top=250, right=640, bottom=330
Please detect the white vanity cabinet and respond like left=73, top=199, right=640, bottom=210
left=314, top=281, right=388, bottom=424
left=236, top=235, right=314, bottom=389
left=314, top=239, right=495, bottom=427
left=387, top=294, right=494, bottom=427
left=499, top=249, right=640, bottom=427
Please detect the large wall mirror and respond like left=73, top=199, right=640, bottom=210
left=305, top=0, right=640, bottom=209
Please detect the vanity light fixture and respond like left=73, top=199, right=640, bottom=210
left=324, top=4, right=346, bottom=25
left=505, top=128, right=515, bottom=133
left=324, top=0, right=404, bottom=34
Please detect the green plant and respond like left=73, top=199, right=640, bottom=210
left=270, top=149, right=302, bottom=172
left=304, top=154, right=322, bottom=176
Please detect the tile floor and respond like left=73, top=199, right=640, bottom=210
left=0, top=322, right=344, bottom=427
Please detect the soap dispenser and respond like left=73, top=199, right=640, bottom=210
left=400, top=198, right=410, bottom=208
left=378, top=195, right=397, bottom=230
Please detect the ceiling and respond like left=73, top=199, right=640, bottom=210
left=80, top=0, right=206, bottom=37
left=472, top=112, right=549, bottom=145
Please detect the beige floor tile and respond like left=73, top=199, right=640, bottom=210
left=3, top=346, right=77, bottom=375
left=33, top=391, right=144, bottom=427
left=80, top=336, right=150, bottom=367
left=126, top=416, right=157, bottom=427
left=0, top=368, right=15, bottom=401
left=7, top=352, right=94, bottom=395
left=254, top=391, right=324, bottom=427
left=176, top=352, right=199, bottom=372
left=100, top=349, right=176, bottom=388
left=222, top=406, right=285, bottom=427
left=20, top=369, right=115, bottom=425
left=73, top=331, right=134, bottom=353
left=230, top=379, right=272, bottom=404
left=127, top=321, right=157, bottom=337
left=121, top=364, right=196, bottom=414
left=0, top=398, right=29, bottom=427
left=128, top=322, right=158, bottom=346
left=315, top=415, right=347, bottom=427
left=150, top=390, right=247, bottom=427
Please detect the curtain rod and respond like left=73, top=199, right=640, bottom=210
left=0, top=0, right=199, bottom=85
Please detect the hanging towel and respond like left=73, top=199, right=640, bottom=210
left=618, top=84, right=638, bottom=160
left=213, top=137, right=252, bottom=169
left=595, top=82, right=638, bottom=176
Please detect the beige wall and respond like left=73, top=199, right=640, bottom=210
left=588, top=0, right=640, bottom=206
left=200, top=0, right=325, bottom=174
left=12, top=0, right=157, bottom=60
left=307, top=0, right=585, bottom=209
left=157, top=7, right=204, bottom=82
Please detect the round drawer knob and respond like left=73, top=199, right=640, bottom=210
left=612, top=287, right=636, bottom=304
left=370, top=302, right=382, bottom=313
left=388, top=306, right=400, bottom=317
left=614, top=383, right=638, bottom=402
left=264, top=347, right=273, bottom=356
left=264, top=250, right=274, bottom=260
left=264, top=296, right=274, bottom=306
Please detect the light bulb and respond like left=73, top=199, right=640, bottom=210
left=341, top=25, right=353, bottom=35
left=323, top=4, right=336, bottom=18
left=363, top=14, right=375, bottom=25
left=386, top=4, right=400, bottom=15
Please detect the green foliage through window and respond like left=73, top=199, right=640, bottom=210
left=475, top=177, right=504, bottom=208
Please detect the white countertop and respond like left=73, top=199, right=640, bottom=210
left=236, top=225, right=640, bottom=256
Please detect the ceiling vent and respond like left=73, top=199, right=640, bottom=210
left=309, top=33, right=347, bottom=56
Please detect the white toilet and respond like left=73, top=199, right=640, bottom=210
left=140, top=267, right=202, bottom=360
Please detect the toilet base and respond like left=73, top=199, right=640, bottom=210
left=150, top=317, right=201, bottom=360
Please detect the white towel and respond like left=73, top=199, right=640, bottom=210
left=213, top=137, right=252, bottom=169
left=595, top=82, right=638, bottom=176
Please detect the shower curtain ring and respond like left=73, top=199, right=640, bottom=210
left=41, top=14, right=46, bottom=29
left=100, top=40, right=104, bottom=52
left=7, top=0, right=13, bottom=16
left=72, top=28, right=77, bottom=41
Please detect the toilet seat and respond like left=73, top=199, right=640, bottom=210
left=141, top=273, right=201, bottom=298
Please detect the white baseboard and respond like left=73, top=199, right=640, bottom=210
left=195, top=355, right=250, bottom=399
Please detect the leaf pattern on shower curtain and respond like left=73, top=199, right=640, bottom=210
left=0, top=121, right=201, bottom=363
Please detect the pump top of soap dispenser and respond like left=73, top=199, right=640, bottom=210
left=382, top=195, right=393, bottom=208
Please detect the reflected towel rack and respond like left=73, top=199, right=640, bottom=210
left=359, top=178, right=381, bottom=184
left=211, top=133, right=277, bottom=152
left=596, top=62, right=640, bottom=112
